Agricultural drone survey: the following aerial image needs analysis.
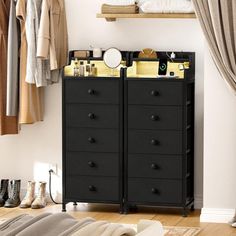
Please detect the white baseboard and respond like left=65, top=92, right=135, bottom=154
left=200, top=208, right=236, bottom=223
left=194, top=194, right=203, bottom=209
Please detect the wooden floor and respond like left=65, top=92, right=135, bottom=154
left=0, top=203, right=235, bottom=235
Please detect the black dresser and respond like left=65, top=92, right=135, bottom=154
left=62, top=77, right=124, bottom=211
left=62, top=51, right=195, bottom=216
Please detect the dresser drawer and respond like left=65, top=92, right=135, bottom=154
left=66, top=104, right=119, bottom=129
left=128, top=154, right=182, bottom=179
left=66, top=176, right=119, bottom=202
left=128, top=130, right=182, bottom=154
left=66, top=128, right=119, bottom=152
left=128, top=106, right=182, bottom=130
left=128, top=179, right=182, bottom=204
left=66, top=152, right=119, bottom=177
left=128, top=81, right=183, bottom=105
left=65, top=80, right=119, bottom=104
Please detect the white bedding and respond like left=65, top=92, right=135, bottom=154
left=103, top=0, right=136, bottom=6
left=137, top=0, right=194, bottom=13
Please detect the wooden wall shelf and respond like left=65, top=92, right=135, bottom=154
left=97, top=13, right=196, bottom=22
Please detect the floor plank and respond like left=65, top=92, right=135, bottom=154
left=197, top=223, right=236, bottom=236
left=0, top=203, right=235, bottom=235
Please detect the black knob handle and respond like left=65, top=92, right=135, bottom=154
left=88, top=185, right=96, bottom=192
left=150, top=115, right=159, bottom=121
left=151, top=188, right=159, bottom=194
left=88, top=113, right=96, bottom=119
left=88, top=137, right=95, bottom=143
left=151, top=163, right=158, bottom=170
left=150, top=90, right=159, bottom=96
left=88, top=89, right=95, bottom=95
left=151, top=139, right=159, bottom=145
left=88, top=161, right=95, bottom=167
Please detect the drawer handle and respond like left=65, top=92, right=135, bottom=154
left=88, top=161, right=96, bottom=167
left=151, top=139, right=159, bottom=146
left=150, top=90, right=159, bottom=96
left=88, top=185, right=96, bottom=192
left=88, top=89, right=95, bottom=95
left=151, top=163, right=159, bottom=170
left=88, top=113, right=96, bottom=119
left=150, top=115, right=159, bottom=121
left=88, top=137, right=96, bottom=143
left=151, top=188, right=159, bottom=194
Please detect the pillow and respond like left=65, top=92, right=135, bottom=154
left=138, top=0, right=194, bottom=13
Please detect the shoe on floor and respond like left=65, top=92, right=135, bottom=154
left=4, top=180, right=21, bottom=208
left=0, top=179, right=9, bottom=207
left=232, top=222, right=236, bottom=228
left=228, top=215, right=236, bottom=225
left=20, top=181, right=35, bottom=208
left=31, top=181, right=47, bottom=209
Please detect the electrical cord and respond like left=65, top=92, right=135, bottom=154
left=49, top=169, right=62, bottom=204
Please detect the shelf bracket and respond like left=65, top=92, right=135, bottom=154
left=106, top=17, right=116, bottom=22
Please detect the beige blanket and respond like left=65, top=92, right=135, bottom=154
left=71, top=221, right=136, bottom=236
left=0, top=213, right=92, bottom=236
left=0, top=213, right=163, bottom=236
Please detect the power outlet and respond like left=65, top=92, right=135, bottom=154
left=49, top=163, right=57, bottom=175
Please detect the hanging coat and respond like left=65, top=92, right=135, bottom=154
left=6, top=0, right=19, bottom=117
left=0, top=0, right=18, bottom=135
left=37, top=0, right=68, bottom=83
left=16, top=0, right=44, bottom=124
left=25, top=0, right=50, bottom=87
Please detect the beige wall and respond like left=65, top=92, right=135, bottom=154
left=201, top=47, right=236, bottom=222
left=0, top=0, right=204, bottom=208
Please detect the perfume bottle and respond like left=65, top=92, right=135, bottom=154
left=73, top=59, right=79, bottom=76
left=86, top=60, right=91, bottom=76
left=79, top=61, right=85, bottom=76
left=91, top=64, right=97, bottom=76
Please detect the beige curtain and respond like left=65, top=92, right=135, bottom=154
left=192, top=0, right=236, bottom=91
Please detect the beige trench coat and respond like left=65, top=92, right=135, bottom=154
left=37, top=0, right=68, bottom=71
left=16, top=0, right=44, bottom=124
left=0, top=0, right=18, bottom=135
